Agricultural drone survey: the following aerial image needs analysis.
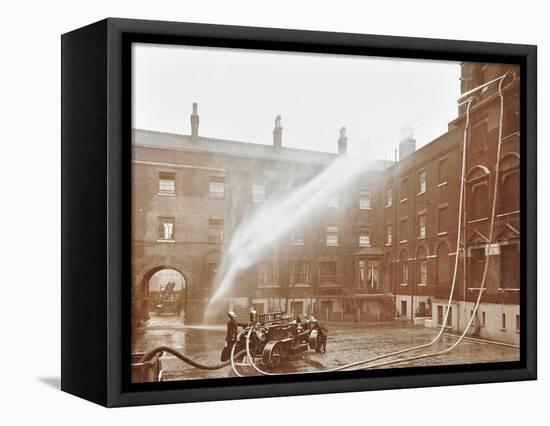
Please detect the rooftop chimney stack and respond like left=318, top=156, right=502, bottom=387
left=273, top=115, right=283, bottom=149
left=398, top=126, right=416, bottom=160
left=190, top=102, right=199, bottom=141
left=338, top=127, right=348, bottom=155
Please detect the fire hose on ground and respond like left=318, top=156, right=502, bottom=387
left=139, top=345, right=246, bottom=370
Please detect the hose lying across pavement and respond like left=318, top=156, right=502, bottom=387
left=139, top=345, right=246, bottom=370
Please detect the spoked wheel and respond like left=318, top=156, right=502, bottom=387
left=262, top=341, right=282, bottom=369
left=315, top=333, right=327, bottom=354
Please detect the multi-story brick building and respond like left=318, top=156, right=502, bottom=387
left=132, top=62, right=520, bottom=344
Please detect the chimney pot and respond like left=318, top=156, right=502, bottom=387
left=338, top=126, right=348, bottom=155
left=190, top=102, right=199, bottom=141
left=273, top=115, right=283, bottom=149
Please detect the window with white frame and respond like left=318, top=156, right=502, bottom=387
left=359, top=190, right=371, bottom=209
left=418, top=214, right=426, bottom=238
left=258, top=263, right=276, bottom=287
left=252, top=184, right=266, bottom=202
left=419, top=170, right=427, bottom=194
left=327, top=194, right=339, bottom=208
left=208, top=218, right=224, bottom=242
left=419, top=259, right=427, bottom=285
left=291, top=261, right=309, bottom=284
left=159, top=172, right=176, bottom=194
left=359, top=227, right=371, bottom=247
left=158, top=217, right=175, bottom=240
left=290, top=229, right=305, bottom=245
left=385, top=224, right=393, bottom=245
left=326, top=225, right=339, bottom=246
left=209, top=176, right=225, bottom=199
left=386, top=185, right=393, bottom=207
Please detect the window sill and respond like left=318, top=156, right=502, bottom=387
left=400, top=283, right=408, bottom=287
left=158, top=192, right=176, bottom=197
left=157, top=239, right=175, bottom=243
left=400, top=240, right=408, bottom=244
left=326, top=244, right=340, bottom=247
left=437, top=232, right=448, bottom=236
left=385, top=204, right=393, bottom=208
left=291, top=242, right=305, bottom=246
left=417, top=191, right=426, bottom=196
left=417, top=236, right=427, bottom=240
left=400, top=198, right=408, bottom=203
left=418, top=283, right=427, bottom=287
left=359, top=207, right=372, bottom=210
left=292, top=283, right=310, bottom=288
left=385, top=243, right=392, bottom=246
left=468, top=217, right=489, bottom=224
left=437, top=182, right=448, bottom=188
left=359, top=245, right=371, bottom=248
left=496, top=210, right=520, bottom=218
left=258, top=285, right=281, bottom=289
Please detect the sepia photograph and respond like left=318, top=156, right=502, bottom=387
left=130, top=43, right=521, bottom=383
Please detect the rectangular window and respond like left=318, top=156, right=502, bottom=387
left=208, top=218, right=224, bottom=242
left=359, top=227, right=371, bottom=247
left=290, top=229, right=304, bottom=245
left=252, top=184, right=266, bottom=202
left=401, top=262, right=408, bottom=285
left=516, top=314, right=520, bottom=332
left=438, top=159, right=447, bottom=184
left=159, top=172, right=176, bottom=194
left=419, top=259, right=427, bottom=285
left=327, top=195, right=339, bottom=208
left=419, top=170, right=426, bottom=194
left=502, top=313, right=507, bottom=330
left=319, top=261, right=337, bottom=284
left=386, top=185, right=393, bottom=207
left=385, top=224, right=393, bottom=245
left=401, top=301, right=408, bottom=318
left=438, top=207, right=448, bottom=233
left=482, top=311, right=486, bottom=327
left=400, top=177, right=408, bottom=201
left=418, top=214, right=426, bottom=238
left=291, top=261, right=309, bottom=284
left=326, top=225, right=339, bottom=246
left=209, top=176, right=225, bottom=199
left=359, top=190, right=371, bottom=209
left=400, top=218, right=408, bottom=242
left=258, top=263, right=276, bottom=287
left=472, top=121, right=488, bottom=153
left=158, top=217, right=175, bottom=240
left=500, top=244, right=519, bottom=289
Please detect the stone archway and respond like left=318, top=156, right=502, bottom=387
left=133, top=263, right=192, bottom=326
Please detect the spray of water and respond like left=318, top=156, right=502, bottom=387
left=207, top=153, right=379, bottom=312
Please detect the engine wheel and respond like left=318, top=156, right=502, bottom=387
left=315, top=334, right=326, bottom=354
left=262, top=341, right=282, bottom=368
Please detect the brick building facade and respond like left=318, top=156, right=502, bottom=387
left=132, top=62, right=520, bottom=344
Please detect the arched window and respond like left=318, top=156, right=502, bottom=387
left=399, top=250, right=409, bottom=285
left=417, top=246, right=428, bottom=286
left=436, top=243, right=451, bottom=287
left=467, top=166, right=490, bottom=221
left=499, top=153, right=520, bottom=214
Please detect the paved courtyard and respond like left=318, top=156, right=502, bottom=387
left=133, top=315, right=520, bottom=381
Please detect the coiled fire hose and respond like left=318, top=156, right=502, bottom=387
left=139, top=345, right=246, bottom=370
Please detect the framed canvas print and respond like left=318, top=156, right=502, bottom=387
left=61, top=18, right=537, bottom=407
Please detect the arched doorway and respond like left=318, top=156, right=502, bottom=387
left=136, top=267, right=188, bottom=325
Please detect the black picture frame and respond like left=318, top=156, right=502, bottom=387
left=61, top=18, right=537, bottom=407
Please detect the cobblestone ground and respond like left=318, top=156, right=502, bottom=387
left=133, top=315, right=519, bottom=382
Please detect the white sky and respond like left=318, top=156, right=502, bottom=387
left=132, top=43, right=461, bottom=160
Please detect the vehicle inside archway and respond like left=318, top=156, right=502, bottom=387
left=148, top=269, right=186, bottom=323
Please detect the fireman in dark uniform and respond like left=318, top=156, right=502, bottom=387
left=220, top=311, right=247, bottom=361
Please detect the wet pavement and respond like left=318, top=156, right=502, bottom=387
left=133, top=314, right=520, bottom=382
